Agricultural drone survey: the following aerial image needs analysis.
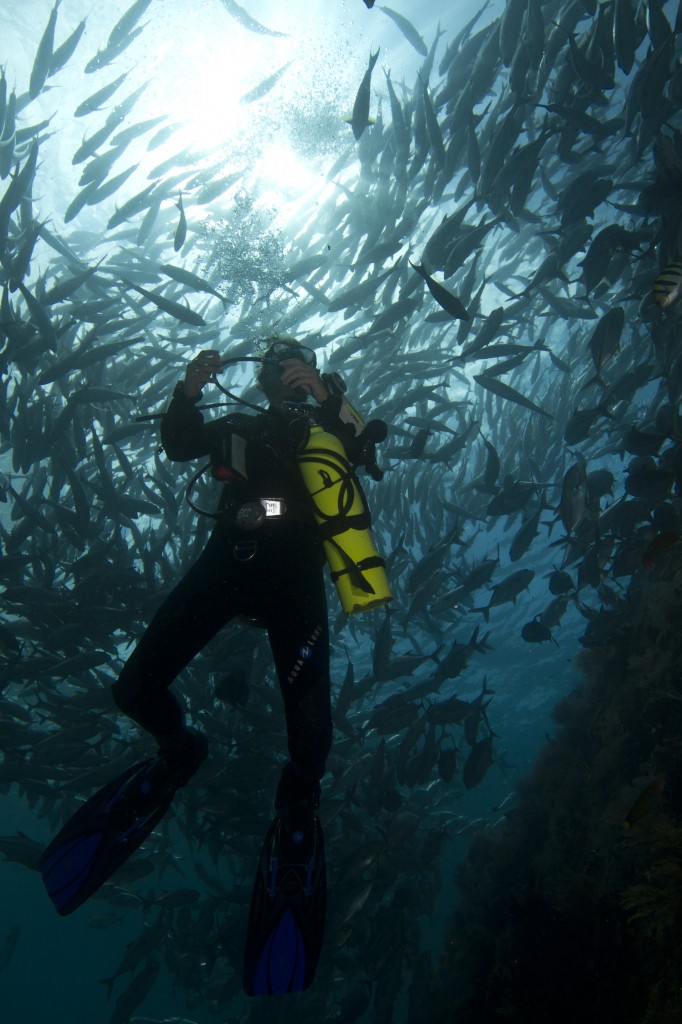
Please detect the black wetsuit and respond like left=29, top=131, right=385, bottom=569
left=112, top=385, right=359, bottom=802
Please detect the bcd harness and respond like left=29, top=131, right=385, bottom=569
left=184, top=401, right=392, bottom=614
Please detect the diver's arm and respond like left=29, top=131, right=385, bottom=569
left=277, top=357, right=365, bottom=439
left=316, top=366, right=366, bottom=437
left=317, top=381, right=387, bottom=477
left=160, top=385, right=212, bottom=461
left=317, top=393, right=363, bottom=434
left=161, top=351, right=222, bottom=461
left=316, top=391, right=369, bottom=464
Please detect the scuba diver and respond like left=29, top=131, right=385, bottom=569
left=40, top=337, right=390, bottom=995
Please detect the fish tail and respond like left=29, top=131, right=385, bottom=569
left=99, top=976, right=115, bottom=1001
left=479, top=631, right=493, bottom=653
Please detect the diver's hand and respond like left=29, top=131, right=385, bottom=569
left=278, top=359, right=329, bottom=402
left=183, top=350, right=222, bottom=398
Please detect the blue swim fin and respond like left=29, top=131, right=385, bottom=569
left=39, top=758, right=177, bottom=916
left=243, top=813, right=326, bottom=996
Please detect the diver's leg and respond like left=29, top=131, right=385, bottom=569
left=264, top=547, right=332, bottom=816
left=112, top=534, right=242, bottom=781
left=243, top=545, right=331, bottom=996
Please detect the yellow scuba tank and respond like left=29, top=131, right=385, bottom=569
left=297, top=425, right=392, bottom=614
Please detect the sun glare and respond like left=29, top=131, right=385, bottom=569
left=133, top=3, right=359, bottom=213
left=255, top=140, right=320, bottom=203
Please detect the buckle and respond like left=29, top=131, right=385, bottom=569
left=233, top=539, right=258, bottom=561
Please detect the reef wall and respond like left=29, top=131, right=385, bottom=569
left=428, top=543, right=682, bottom=1024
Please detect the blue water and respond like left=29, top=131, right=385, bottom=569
left=0, top=0, right=672, bottom=1021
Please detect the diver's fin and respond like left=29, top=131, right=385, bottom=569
left=243, top=813, right=326, bottom=996
left=39, top=758, right=178, bottom=916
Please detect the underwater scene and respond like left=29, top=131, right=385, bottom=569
left=1, top=0, right=681, bottom=1021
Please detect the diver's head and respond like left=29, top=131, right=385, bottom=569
left=255, top=336, right=318, bottom=403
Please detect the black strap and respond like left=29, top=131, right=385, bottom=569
left=315, top=510, right=371, bottom=540
left=325, top=537, right=384, bottom=594
left=299, top=445, right=373, bottom=540
left=330, top=555, right=385, bottom=584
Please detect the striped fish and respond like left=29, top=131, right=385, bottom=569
left=653, top=261, right=682, bottom=309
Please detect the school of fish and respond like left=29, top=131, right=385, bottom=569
left=0, top=0, right=681, bottom=1021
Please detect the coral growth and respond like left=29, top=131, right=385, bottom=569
left=426, top=548, right=682, bottom=1024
